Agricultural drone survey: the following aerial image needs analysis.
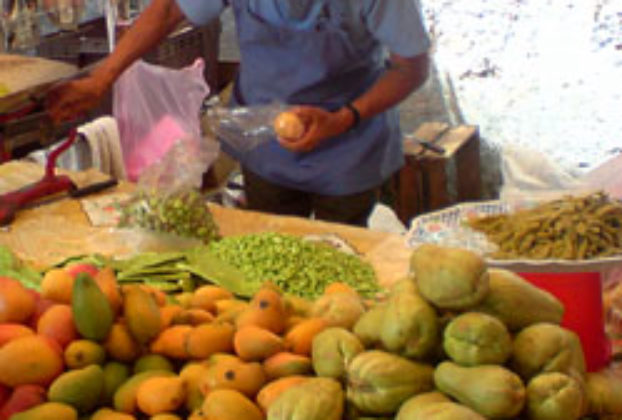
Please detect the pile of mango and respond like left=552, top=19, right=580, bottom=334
left=0, top=244, right=621, bottom=419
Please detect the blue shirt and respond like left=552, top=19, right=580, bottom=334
left=176, top=0, right=431, bottom=195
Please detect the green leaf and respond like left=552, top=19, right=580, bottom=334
left=182, top=247, right=260, bottom=297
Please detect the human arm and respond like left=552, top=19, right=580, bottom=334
left=46, top=0, right=186, bottom=122
left=278, top=0, right=431, bottom=152
left=279, top=52, right=429, bottom=152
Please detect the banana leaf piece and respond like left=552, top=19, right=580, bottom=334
left=111, top=251, right=186, bottom=272
left=182, top=247, right=261, bottom=297
left=117, top=267, right=187, bottom=280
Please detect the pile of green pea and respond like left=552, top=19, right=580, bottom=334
left=208, top=232, right=379, bottom=299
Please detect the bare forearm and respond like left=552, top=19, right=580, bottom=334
left=91, top=0, right=184, bottom=92
left=334, top=53, right=430, bottom=125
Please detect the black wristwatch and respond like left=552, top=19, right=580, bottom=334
left=344, top=102, right=361, bottom=130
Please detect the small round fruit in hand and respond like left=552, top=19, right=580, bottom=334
left=273, top=111, right=306, bottom=140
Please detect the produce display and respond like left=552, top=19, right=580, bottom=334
left=0, top=242, right=620, bottom=419
left=467, top=192, right=622, bottom=260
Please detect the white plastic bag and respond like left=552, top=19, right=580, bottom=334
left=500, top=145, right=622, bottom=203
left=499, top=145, right=594, bottom=204
left=584, top=153, right=622, bottom=199
left=113, top=58, right=210, bottom=181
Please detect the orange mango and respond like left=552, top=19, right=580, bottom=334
left=233, top=326, right=285, bottom=361
left=202, top=358, right=266, bottom=398
left=172, top=309, right=214, bottom=326
left=200, top=389, right=263, bottom=420
left=186, top=322, right=235, bottom=360
left=136, top=376, right=185, bottom=416
left=94, top=267, right=123, bottom=315
left=285, top=318, right=328, bottom=356
left=0, top=335, right=64, bottom=387
left=40, top=269, right=74, bottom=304
left=191, top=285, right=233, bottom=313
left=0, top=324, right=34, bottom=347
left=263, top=352, right=313, bottom=380
left=36, top=304, right=77, bottom=349
left=0, top=277, right=35, bottom=323
left=150, top=325, right=193, bottom=360
left=104, top=323, right=141, bottom=363
left=256, top=376, right=309, bottom=413
left=236, top=288, right=287, bottom=334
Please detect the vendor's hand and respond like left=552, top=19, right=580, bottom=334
left=46, top=75, right=108, bottom=124
left=277, top=106, right=354, bottom=153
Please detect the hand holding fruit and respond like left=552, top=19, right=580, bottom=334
left=274, top=106, right=355, bottom=152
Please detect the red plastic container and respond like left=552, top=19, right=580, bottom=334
left=518, top=271, right=611, bottom=372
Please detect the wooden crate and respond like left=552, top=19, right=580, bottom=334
left=392, top=122, right=482, bottom=225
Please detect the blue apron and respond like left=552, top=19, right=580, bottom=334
left=226, top=0, right=404, bottom=196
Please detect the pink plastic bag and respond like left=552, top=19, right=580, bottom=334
left=113, top=58, right=210, bottom=181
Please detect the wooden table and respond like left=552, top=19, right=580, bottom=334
left=0, top=161, right=411, bottom=288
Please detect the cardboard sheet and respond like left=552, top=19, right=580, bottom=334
left=0, top=161, right=411, bottom=287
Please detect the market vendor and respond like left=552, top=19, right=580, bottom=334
left=47, top=0, right=431, bottom=227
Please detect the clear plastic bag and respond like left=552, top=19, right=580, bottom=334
left=204, top=98, right=287, bottom=153
left=117, top=137, right=221, bottom=244
left=113, top=58, right=210, bottom=181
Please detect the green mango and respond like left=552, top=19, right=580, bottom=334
left=48, top=365, right=105, bottom=414
left=72, top=273, right=114, bottom=341
left=443, top=312, right=512, bottom=366
left=526, top=372, right=585, bottom=420
left=10, top=402, right=77, bottom=420
left=133, top=354, right=175, bottom=374
left=122, top=285, right=161, bottom=345
left=102, top=362, right=131, bottom=406
left=434, top=361, right=526, bottom=419
left=64, top=340, right=106, bottom=369
left=312, top=327, right=364, bottom=379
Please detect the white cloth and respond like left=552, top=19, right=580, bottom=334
left=27, top=116, right=127, bottom=180
left=77, top=116, right=127, bottom=180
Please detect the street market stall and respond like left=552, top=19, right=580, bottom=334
left=0, top=160, right=621, bottom=420
left=1, top=2, right=622, bottom=419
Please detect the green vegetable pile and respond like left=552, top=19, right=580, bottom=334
left=0, top=245, right=41, bottom=290
left=208, top=232, right=379, bottom=299
left=118, top=190, right=220, bottom=244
